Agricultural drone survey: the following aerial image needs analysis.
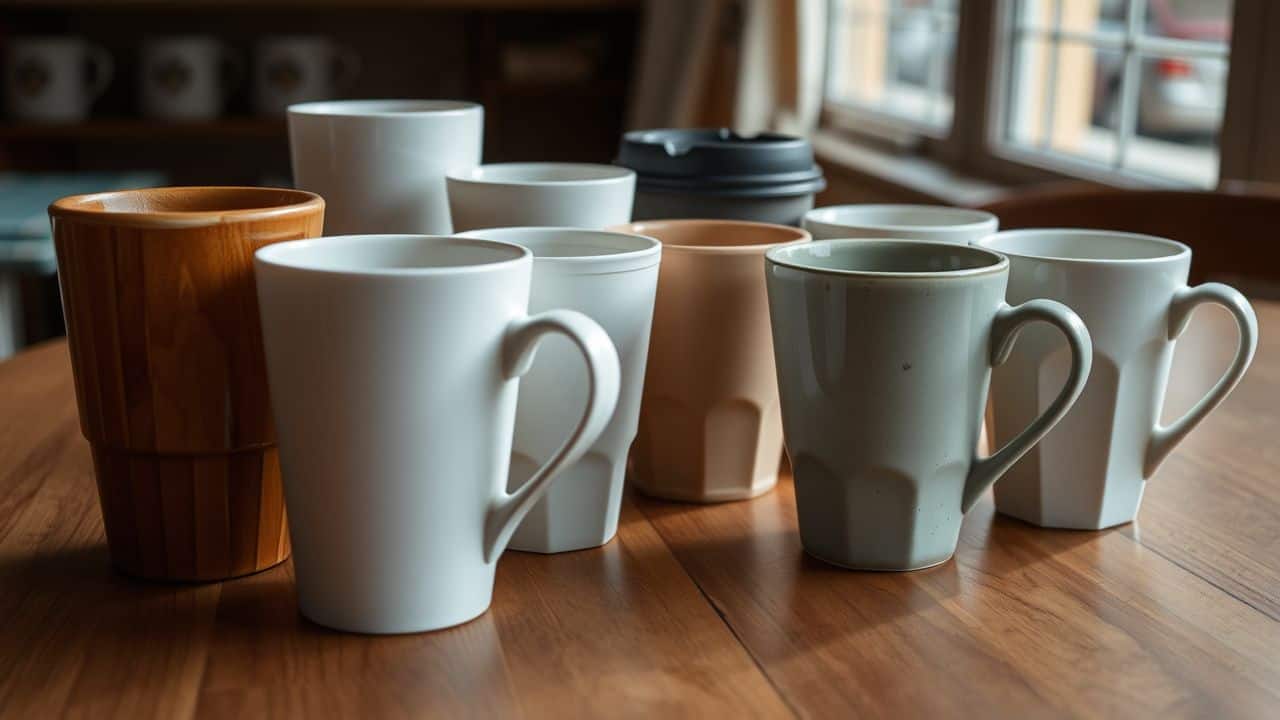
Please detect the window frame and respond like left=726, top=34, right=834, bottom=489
left=820, top=0, right=1280, bottom=190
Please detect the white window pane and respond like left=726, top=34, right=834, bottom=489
left=1145, top=0, right=1233, bottom=41
left=1006, top=38, right=1120, bottom=168
left=1125, top=54, right=1226, bottom=186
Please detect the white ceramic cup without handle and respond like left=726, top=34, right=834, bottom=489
left=457, top=227, right=661, bottom=554
left=255, top=234, right=621, bottom=633
left=140, top=36, right=242, bottom=121
left=975, top=229, right=1258, bottom=530
left=446, top=162, right=636, bottom=232
left=803, top=204, right=998, bottom=244
left=765, top=239, right=1093, bottom=570
left=4, top=37, right=113, bottom=123
left=288, top=99, right=482, bottom=235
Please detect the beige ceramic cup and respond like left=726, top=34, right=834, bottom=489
left=613, top=220, right=810, bottom=502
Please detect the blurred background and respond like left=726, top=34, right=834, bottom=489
left=0, top=0, right=1267, bottom=358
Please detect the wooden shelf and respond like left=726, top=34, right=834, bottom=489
left=1, top=0, right=638, bottom=8
left=0, top=118, right=286, bottom=142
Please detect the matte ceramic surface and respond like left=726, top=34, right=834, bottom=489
left=976, top=230, right=1258, bottom=530
left=803, top=204, right=998, bottom=244
left=4, top=37, right=112, bottom=122
left=632, top=190, right=815, bottom=227
left=615, top=220, right=809, bottom=502
left=288, top=99, right=482, bottom=235
left=457, top=228, right=660, bottom=553
left=254, top=36, right=359, bottom=116
left=255, top=234, right=620, bottom=633
left=447, top=163, right=636, bottom=231
left=766, top=239, right=1092, bottom=570
left=140, top=36, right=239, bottom=120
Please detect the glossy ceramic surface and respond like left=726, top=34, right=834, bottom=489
left=255, top=234, right=620, bottom=633
left=458, top=227, right=660, bottom=553
left=447, top=163, right=635, bottom=231
left=976, top=230, right=1257, bottom=529
left=803, top=204, right=998, bottom=244
left=766, top=239, right=1092, bottom=570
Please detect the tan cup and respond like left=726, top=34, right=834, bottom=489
left=49, top=187, right=324, bottom=581
left=615, top=220, right=810, bottom=502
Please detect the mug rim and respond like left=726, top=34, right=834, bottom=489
left=48, top=186, right=324, bottom=229
left=975, top=228, right=1192, bottom=265
left=609, top=219, right=810, bottom=255
left=804, top=204, right=998, bottom=235
left=286, top=99, right=481, bottom=118
left=446, top=162, right=635, bottom=187
left=454, top=227, right=661, bottom=275
left=766, top=238, right=1008, bottom=279
left=255, top=234, right=531, bottom=277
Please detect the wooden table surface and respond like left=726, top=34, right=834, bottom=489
left=1, top=302, right=1277, bottom=719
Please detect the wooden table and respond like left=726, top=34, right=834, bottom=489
left=2, top=302, right=1277, bottom=719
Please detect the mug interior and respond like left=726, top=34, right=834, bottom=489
left=456, top=227, right=658, bottom=259
left=286, top=99, right=479, bottom=116
left=768, top=239, right=1005, bottom=276
left=256, top=234, right=527, bottom=274
left=806, top=204, right=996, bottom=231
left=978, top=229, right=1188, bottom=262
left=615, top=219, right=808, bottom=250
left=449, top=163, right=634, bottom=185
left=55, top=186, right=317, bottom=215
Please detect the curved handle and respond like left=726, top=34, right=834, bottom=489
left=1144, top=283, right=1257, bottom=477
left=85, top=45, right=114, bottom=100
left=220, top=47, right=246, bottom=96
left=962, top=299, right=1093, bottom=512
left=483, top=309, right=621, bottom=563
left=331, top=46, right=361, bottom=90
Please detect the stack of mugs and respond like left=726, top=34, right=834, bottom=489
left=48, top=100, right=1258, bottom=635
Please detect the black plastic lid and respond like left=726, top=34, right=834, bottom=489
left=616, top=128, right=826, bottom=199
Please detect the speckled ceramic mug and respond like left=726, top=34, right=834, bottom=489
left=765, top=239, right=1093, bottom=570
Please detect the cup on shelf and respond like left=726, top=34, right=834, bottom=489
left=255, top=234, right=621, bottom=633
left=446, top=162, right=635, bottom=231
left=975, top=229, right=1257, bottom=530
left=614, top=219, right=809, bottom=503
left=254, top=35, right=359, bottom=116
left=766, top=239, right=1093, bottom=571
left=4, top=36, right=113, bottom=123
left=616, top=128, right=826, bottom=227
left=48, top=186, right=325, bottom=581
left=140, top=35, right=243, bottom=121
left=802, top=204, right=998, bottom=244
left=288, top=99, right=482, bottom=235
left=456, top=227, right=660, bottom=553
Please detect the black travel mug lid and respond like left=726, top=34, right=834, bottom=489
left=616, top=128, right=826, bottom=198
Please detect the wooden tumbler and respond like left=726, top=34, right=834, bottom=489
left=50, top=187, right=324, bottom=581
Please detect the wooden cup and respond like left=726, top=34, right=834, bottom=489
left=49, top=187, right=324, bottom=581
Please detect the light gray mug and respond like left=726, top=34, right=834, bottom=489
left=765, top=239, right=1093, bottom=571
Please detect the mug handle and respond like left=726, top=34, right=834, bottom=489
left=483, top=309, right=621, bottom=562
left=1143, top=283, right=1257, bottom=477
left=85, top=45, right=114, bottom=100
left=961, top=299, right=1093, bottom=512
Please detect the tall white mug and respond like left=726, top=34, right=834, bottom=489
left=288, top=100, right=483, bottom=235
left=447, top=162, right=636, bottom=232
left=803, top=204, right=998, bottom=244
left=975, top=230, right=1258, bottom=529
left=458, top=227, right=661, bottom=553
left=255, top=234, right=621, bottom=633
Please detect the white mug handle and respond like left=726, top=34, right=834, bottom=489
left=962, top=299, right=1093, bottom=512
left=483, top=309, right=620, bottom=562
left=85, top=44, right=114, bottom=100
left=1144, top=283, right=1257, bottom=477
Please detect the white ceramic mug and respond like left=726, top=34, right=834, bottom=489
left=457, top=227, right=660, bottom=553
left=140, top=36, right=242, bottom=120
left=766, top=239, right=1093, bottom=570
left=4, top=37, right=112, bottom=122
left=288, top=99, right=483, bottom=235
left=254, top=36, right=359, bottom=116
left=803, top=204, right=998, bottom=244
left=255, top=234, right=621, bottom=633
left=446, top=163, right=636, bottom=232
left=975, top=230, right=1258, bottom=530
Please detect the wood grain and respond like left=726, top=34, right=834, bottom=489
left=49, top=187, right=322, bottom=581
left=0, top=303, right=1277, bottom=718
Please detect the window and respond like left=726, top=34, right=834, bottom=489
left=998, top=0, right=1232, bottom=187
left=826, top=0, right=960, bottom=134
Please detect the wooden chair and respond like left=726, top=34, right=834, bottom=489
left=978, top=182, right=1280, bottom=290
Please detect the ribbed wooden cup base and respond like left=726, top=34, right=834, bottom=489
left=90, top=444, right=291, bottom=582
